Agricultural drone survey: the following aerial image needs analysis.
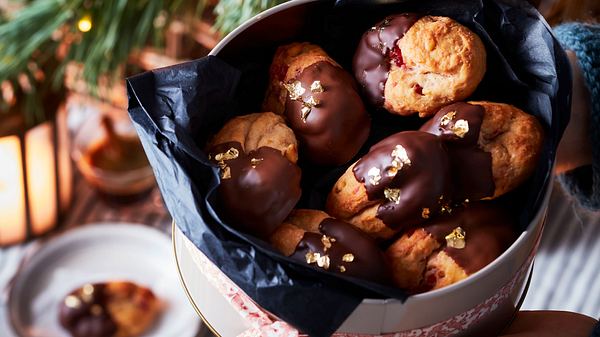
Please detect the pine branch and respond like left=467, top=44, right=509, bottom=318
left=0, top=0, right=75, bottom=83
left=0, top=0, right=285, bottom=126
left=0, top=0, right=180, bottom=125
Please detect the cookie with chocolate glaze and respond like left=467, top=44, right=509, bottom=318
left=326, top=131, right=452, bottom=240
left=264, top=42, right=371, bottom=166
left=208, top=112, right=302, bottom=238
left=420, top=101, right=544, bottom=199
left=59, top=281, right=161, bottom=337
left=209, top=112, right=298, bottom=163
left=270, top=209, right=390, bottom=284
left=354, top=14, right=486, bottom=117
left=386, top=203, right=517, bottom=292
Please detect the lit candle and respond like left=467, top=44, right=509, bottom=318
left=25, top=123, right=58, bottom=236
left=0, top=109, right=72, bottom=245
left=0, top=135, right=27, bottom=244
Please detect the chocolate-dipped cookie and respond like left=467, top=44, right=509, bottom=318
left=326, top=131, right=452, bottom=240
left=59, top=282, right=161, bottom=337
left=208, top=112, right=302, bottom=238
left=263, top=42, right=371, bottom=166
left=210, top=112, right=298, bottom=163
left=386, top=203, right=517, bottom=292
left=354, top=14, right=486, bottom=117
left=270, top=209, right=390, bottom=284
left=420, top=101, right=544, bottom=199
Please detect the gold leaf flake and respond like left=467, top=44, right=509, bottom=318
left=342, top=253, right=355, bottom=263
left=305, top=251, right=332, bottom=270
left=384, top=188, right=401, bottom=204
left=391, top=145, right=411, bottom=170
left=82, top=284, right=94, bottom=296
left=283, top=80, right=305, bottom=101
left=316, top=255, right=331, bottom=270
left=445, top=227, right=466, bottom=249
left=339, top=265, right=347, bottom=273
left=321, top=235, right=334, bottom=251
left=422, top=208, right=430, bottom=219
left=440, top=111, right=457, bottom=127
left=221, top=166, right=231, bottom=180
left=305, top=251, right=319, bottom=264
left=301, top=106, right=311, bottom=123
left=452, top=119, right=470, bottom=138
left=440, top=204, right=452, bottom=214
left=250, top=158, right=263, bottom=168
left=310, top=80, right=324, bottom=93
left=367, top=167, right=382, bottom=186
left=215, top=148, right=239, bottom=162
left=81, top=284, right=95, bottom=302
left=64, top=295, right=81, bottom=308
left=305, top=96, right=320, bottom=107
left=387, top=166, right=398, bottom=177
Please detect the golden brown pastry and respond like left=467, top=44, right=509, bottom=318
left=354, top=14, right=486, bottom=117
left=264, top=42, right=371, bottom=166
left=327, top=102, right=543, bottom=239
left=386, top=203, right=517, bottom=292
left=209, top=111, right=298, bottom=163
left=326, top=131, right=452, bottom=240
left=208, top=112, right=302, bottom=238
left=420, top=101, right=544, bottom=199
left=59, top=281, right=162, bottom=337
left=270, top=209, right=390, bottom=284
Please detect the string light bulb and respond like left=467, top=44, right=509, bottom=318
left=77, top=15, right=92, bottom=33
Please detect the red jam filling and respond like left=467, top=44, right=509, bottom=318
left=413, top=84, right=424, bottom=95
left=389, top=45, right=404, bottom=67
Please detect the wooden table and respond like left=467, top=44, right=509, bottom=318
left=0, top=174, right=214, bottom=336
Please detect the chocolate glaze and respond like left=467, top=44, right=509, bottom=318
left=291, top=218, right=390, bottom=284
left=420, top=102, right=495, bottom=200
left=423, top=203, right=517, bottom=275
left=59, top=284, right=118, bottom=337
left=285, top=61, right=370, bottom=166
left=353, top=131, right=452, bottom=229
left=353, top=14, right=420, bottom=106
left=211, top=142, right=302, bottom=238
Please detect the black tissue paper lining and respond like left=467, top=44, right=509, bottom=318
left=127, top=1, right=571, bottom=336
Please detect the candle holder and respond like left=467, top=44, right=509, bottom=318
left=0, top=108, right=73, bottom=246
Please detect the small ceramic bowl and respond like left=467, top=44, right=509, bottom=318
left=71, top=112, right=155, bottom=200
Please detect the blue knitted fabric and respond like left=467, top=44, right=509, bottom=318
left=554, top=23, right=600, bottom=209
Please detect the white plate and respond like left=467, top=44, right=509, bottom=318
left=7, top=223, right=199, bottom=337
